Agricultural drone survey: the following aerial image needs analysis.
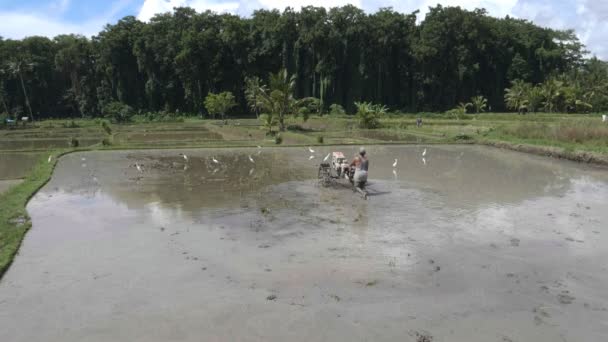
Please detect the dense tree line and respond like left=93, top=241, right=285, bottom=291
left=0, top=5, right=606, bottom=120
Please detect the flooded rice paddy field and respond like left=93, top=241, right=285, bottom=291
left=1, top=145, right=608, bottom=341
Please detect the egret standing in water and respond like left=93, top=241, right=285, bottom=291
left=48, top=155, right=52, bottom=163
left=393, top=159, right=398, bottom=168
left=308, top=147, right=315, bottom=153
left=182, top=154, right=188, bottom=161
left=324, top=153, right=331, bottom=162
left=248, top=155, right=255, bottom=163
left=422, top=148, right=427, bottom=157
left=135, top=164, right=143, bottom=173
left=212, top=157, right=219, bottom=164
left=309, top=155, right=315, bottom=160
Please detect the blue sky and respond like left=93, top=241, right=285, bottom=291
left=0, top=0, right=606, bottom=59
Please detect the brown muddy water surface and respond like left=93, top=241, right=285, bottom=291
left=1, top=146, right=608, bottom=342
left=0, top=152, right=42, bottom=180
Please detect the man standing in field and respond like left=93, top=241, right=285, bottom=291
left=350, top=147, right=369, bottom=198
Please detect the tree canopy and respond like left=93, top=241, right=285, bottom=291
left=0, top=5, right=605, bottom=120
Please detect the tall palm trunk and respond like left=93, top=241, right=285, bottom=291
left=18, top=72, right=34, bottom=121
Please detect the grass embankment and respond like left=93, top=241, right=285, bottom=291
left=0, top=151, right=64, bottom=277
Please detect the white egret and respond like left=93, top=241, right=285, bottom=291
left=135, top=164, right=143, bottom=173
left=392, top=169, right=398, bottom=179
left=422, top=158, right=427, bottom=165
left=393, top=159, right=398, bottom=168
left=248, top=155, right=255, bottom=163
left=81, top=157, right=86, bottom=161
left=249, top=168, right=255, bottom=176
left=309, top=155, right=315, bottom=160
left=323, top=153, right=331, bottom=161
left=212, top=157, right=219, bottom=164
left=308, top=147, right=315, bottom=153
left=257, top=145, right=262, bottom=149
left=182, top=154, right=188, bottom=161
left=212, top=168, right=220, bottom=174
left=422, top=148, right=427, bottom=157
left=47, top=155, right=52, bottom=163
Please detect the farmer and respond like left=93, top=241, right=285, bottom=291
left=350, top=147, right=369, bottom=191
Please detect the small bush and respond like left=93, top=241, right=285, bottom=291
left=317, top=135, right=324, bottom=144
left=101, top=138, right=112, bottom=146
left=355, top=102, right=386, bottom=129
left=103, top=101, right=134, bottom=123
left=329, top=104, right=346, bottom=116
left=275, top=134, right=283, bottom=145
left=101, top=121, right=112, bottom=135
left=62, top=120, right=79, bottom=128
left=69, top=137, right=79, bottom=147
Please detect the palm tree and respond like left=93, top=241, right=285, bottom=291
left=5, top=61, right=35, bottom=121
left=456, top=102, right=472, bottom=114
left=244, top=76, right=266, bottom=119
left=540, top=79, right=564, bottom=113
left=470, top=95, right=488, bottom=114
left=259, top=113, right=278, bottom=135
left=526, top=86, right=543, bottom=113
left=504, top=80, right=530, bottom=114
left=258, top=69, right=297, bottom=132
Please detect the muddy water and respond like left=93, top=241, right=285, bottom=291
left=1, top=146, right=608, bottom=342
left=0, top=152, right=42, bottom=180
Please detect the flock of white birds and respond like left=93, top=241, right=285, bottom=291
left=49, top=145, right=430, bottom=176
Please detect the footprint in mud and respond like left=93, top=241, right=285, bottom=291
left=557, top=292, right=575, bottom=304
left=410, top=331, right=433, bottom=342
left=510, top=238, right=520, bottom=247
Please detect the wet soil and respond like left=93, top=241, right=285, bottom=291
left=1, top=145, right=607, bottom=341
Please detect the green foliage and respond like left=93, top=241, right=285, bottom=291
left=204, top=92, right=236, bottom=120
left=101, top=138, right=112, bottom=146
left=62, top=120, right=79, bottom=128
left=244, top=76, right=266, bottom=119
left=355, top=102, right=386, bottom=129
left=504, top=80, right=530, bottom=114
left=259, top=113, right=278, bottom=135
left=317, top=136, right=324, bottom=144
left=540, top=79, right=564, bottom=113
left=329, top=104, right=346, bottom=116
left=0, top=6, right=604, bottom=119
left=526, top=86, right=544, bottom=113
left=257, top=69, right=309, bottom=131
left=274, top=134, right=283, bottom=145
left=103, top=101, right=134, bottom=123
left=101, top=120, right=112, bottom=135
left=470, top=96, right=488, bottom=114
